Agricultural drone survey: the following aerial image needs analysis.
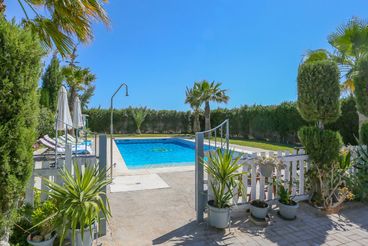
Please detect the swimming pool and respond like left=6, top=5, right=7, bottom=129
left=115, top=138, right=212, bottom=169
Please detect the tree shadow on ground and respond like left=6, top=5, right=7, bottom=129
left=152, top=219, right=237, bottom=245
left=152, top=202, right=368, bottom=245
left=235, top=202, right=358, bottom=245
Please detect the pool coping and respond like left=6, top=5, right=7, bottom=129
left=112, top=137, right=197, bottom=176
left=111, top=136, right=264, bottom=176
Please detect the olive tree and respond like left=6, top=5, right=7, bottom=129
left=0, top=18, right=43, bottom=245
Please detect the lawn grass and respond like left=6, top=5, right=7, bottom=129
left=111, top=133, right=295, bottom=151
left=228, top=139, right=296, bottom=152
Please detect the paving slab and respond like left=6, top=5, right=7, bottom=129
left=99, top=171, right=368, bottom=246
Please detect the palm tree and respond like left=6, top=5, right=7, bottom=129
left=62, top=48, right=96, bottom=110
left=185, top=87, right=202, bottom=132
left=194, top=80, right=229, bottom=131
left=8, top=0, right=110, bottom=57
left=132, top=107, right=148, bottom=134
left=302, top=49, right=355, bottom=94
left=328, top=17, right=368, bottom=94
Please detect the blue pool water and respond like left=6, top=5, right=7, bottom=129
left=115, top=138, right=212, bottom=169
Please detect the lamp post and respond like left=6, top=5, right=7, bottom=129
left=110, top=83, right=129, bottom=178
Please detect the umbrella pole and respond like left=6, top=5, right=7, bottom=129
left=55, top=114, right=58, bottom=167
left=75, top=128, right=78, bottom=155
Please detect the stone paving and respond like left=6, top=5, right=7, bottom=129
left=99, top=171, right=368, bottom=246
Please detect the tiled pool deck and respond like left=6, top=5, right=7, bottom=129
left=100, top=171, right=368, bottom=246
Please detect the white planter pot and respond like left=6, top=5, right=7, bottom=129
left=207, top=201, right=230, bottom=229
left=27, top=232, right=57, bottom=246
left=250, top=200, right=269, bottom=219
left=69, top=227, right=93, bottom=246
left=279, top=200, right=299, bottom=220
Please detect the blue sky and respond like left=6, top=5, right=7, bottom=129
left=5, top=0, right=368, bottom=110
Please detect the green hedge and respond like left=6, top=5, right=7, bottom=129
left=360, top=122, right=368, bottom=145
left=86, top=108, right=192, bottom=134
left=327, top=96, right=359, bottom=145
left=85, top=100, right=358, bottom=145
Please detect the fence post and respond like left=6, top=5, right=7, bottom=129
left=195, top=132, right=205, bottom=222
left=25, top=175, right=35, bottom=206
left=226, top=120, right=230, bottom=150
left=98, top=134, right=107, bottom=236
left=65, top=144, right=72, bottom=172
left=40, top=161, right=49, bottom=202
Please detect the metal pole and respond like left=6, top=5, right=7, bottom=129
left=195, top=132, right=205, bottom=222
left=99, top=134, right=107, bottom=236
left=110, top=83, right=129, bottom=178
left=55, top=113, right=59, bottom=167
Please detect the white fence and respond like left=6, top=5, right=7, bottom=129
left=195, top=124, right=311, bottom=222
left=26, top=146, right=97, bottom=206
left=206, top=150, right=310, bottom=210
left=26, top=135, right=108, bottom=235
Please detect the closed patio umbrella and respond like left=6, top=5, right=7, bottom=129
left=73, top=96, right=86, bottom=153
left=73, top=96, right=84, bottom=129
left=56, top=86, right=73, bottom=131
left=55, top=86, right=73, bottom=161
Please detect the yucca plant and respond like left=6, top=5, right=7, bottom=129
left=44, top=162, right=112, bottom=245
left=204, top=149, right=245, bottom=208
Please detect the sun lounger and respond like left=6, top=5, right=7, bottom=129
left=44, top=135, right=64, bottom=147
left=39, top=138, right=65, bottom=153
left=39, top=138, right=91, bottom=154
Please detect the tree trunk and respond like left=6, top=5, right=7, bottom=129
left=0, top=0, right=5, bottom=15
left=193, top=113, right=200, bottom=133
left=204, top=101, right=211, bottom=131
left=0, top=229, right=10, bottom=246
left=358, top=111, right=368, bottom=128
left=204, top=101, right=211, bottom=139
left=317, top=120, right=324, bottom=130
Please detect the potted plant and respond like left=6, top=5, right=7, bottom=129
left=27, top=200, right=57, bottom=246
left=249, top=200, right=269, bottom=220
left=277, top=185, right=299, bottom=220
left=204, top=148, right=245, bottom=229
left=44, top=162, right=112, bottom=246
left=257, top=156, right=282, bottom=177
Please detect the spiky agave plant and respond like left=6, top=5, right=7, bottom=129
left=204, top=149, right=245, bottom=208
left=44, top=162, right=112, bottom=245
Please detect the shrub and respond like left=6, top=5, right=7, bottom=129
left=297, top=60, right=341, bottom=125
left=9, top=204, right=33, bottom=246
left=354, top=55, right=368, bottom=116
left=298, top=126, right=342, bottom=168
left=37, top=107, right=55, bottom=138
left=0, top=18, right=43, bottom=241
left=327, top=97, right=359, bottom=145
left=360, top=122, right=368, bottom=145
left=85, top=101, right=359, bottom=145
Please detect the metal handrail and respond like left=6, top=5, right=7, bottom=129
left=197, top=119, right=229, bottom=134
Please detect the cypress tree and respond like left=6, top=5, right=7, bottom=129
left=0, top=18, right=43, bottom=245
left=40, top=54, right=63, bottom=112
